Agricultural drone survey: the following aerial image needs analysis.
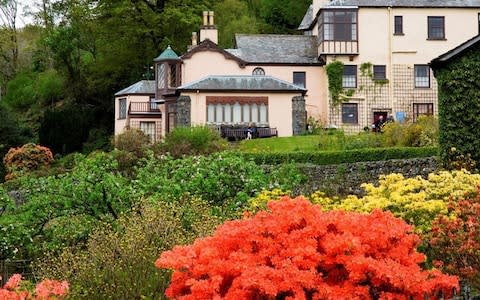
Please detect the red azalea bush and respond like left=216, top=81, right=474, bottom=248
left=0, top=274, right=68, bottom=299
left=156, top=197, right=458, bottom=300
left=3, top=143, right=54, bottom=180
left=428, top=188, right=480, bottom=289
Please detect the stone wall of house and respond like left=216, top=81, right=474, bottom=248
left=176, top=96, right=192, bottom=127
left=291, top=157, right=439, bottom=196
left=292, top=96, right=306, bottom=135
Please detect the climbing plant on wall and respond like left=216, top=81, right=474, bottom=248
left=433, top=44, right=480, bottom=168
left=325, top=61, right=354, bottom=107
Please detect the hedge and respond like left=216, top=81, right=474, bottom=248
left=241, top=146, right=438, bottom=165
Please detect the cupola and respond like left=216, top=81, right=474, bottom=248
left=154, top=45, right=182, bottom=99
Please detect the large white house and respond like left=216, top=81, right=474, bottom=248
left=115, top=0, right=480, bottom=141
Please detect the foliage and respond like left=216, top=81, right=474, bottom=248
left=0, top=152, right=136, bottom=260
left=428, top=187, right=480, bottom=290
left=159, top=125, right=228, bottom=158
left=38, top=104, right=95, bottom=155
left=134, top=152, right=284, bottom=206
left=444, top=146, right=477, bottom=172
left=0, top=274, right=68, bottom=300
left=242, top=146, right=438, bottom=165
left=157, top=197, right=458, bottom=299
left=434, top=43, right=480, bottom=167
left=36, top=198, right=224, bottom=300
left=3, top=143, right=54, bottom=181
left=382, top=115, right=439, bottom=147
left=114, top=128, right=151, bottom=157
left=310, top=169, right=480, bottom=233
left=325, top=61, right=345, bottom=106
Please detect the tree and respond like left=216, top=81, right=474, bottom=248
left=0, top=0, right=19, bottom=75
left=157, top=197, right=459, bottom=299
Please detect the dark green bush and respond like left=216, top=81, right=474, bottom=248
left=159, top=126, right=228, bottom=158
left=241, top=146, right=438, bottom=165
left=433, top=44, right=480, bottom=168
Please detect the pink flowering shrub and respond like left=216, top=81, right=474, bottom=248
left=157, top=197, right=458, bottom=300
left=0, top=274, right=68, bottom=299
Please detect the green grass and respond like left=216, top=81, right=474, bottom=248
left=237, top=132, right=385, bottom=153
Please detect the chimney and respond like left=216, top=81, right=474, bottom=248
left=192, top=32, right=198, bottom=46
left=209, top=11, right=215, bottom=26
left=203, top=11, right=208, bottom=26
left=200, top=11, right=218, bottom=44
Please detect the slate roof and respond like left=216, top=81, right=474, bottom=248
left=230, top=34, right=321, bottom=64
left=154, top=45, right=181, bottom=61
left=430, top=34, right=480, bottom=69
left=177, top=75, right=307, bottom=94
left=325, top=0, right=480, bottom=7
left=114, top=80, right=155, bottom=96
left=298, top=4, right=314, bottom=30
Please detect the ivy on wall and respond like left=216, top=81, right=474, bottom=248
left=325, top=61, right=354, bottom=107
left=433, top=43, right=480, bottom=168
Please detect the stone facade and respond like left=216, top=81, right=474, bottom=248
left=176, top=96, right=192, bottom=127
left=292, top=96, right=306, bottom=135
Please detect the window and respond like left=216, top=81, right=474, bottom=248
left=342, top=103, right=358, bottom=124
left=428, top=16, right=445, bottom=39
left=478, top=13, right=480, bottom=34
left=169, top=63, right=179, bottom=88
left=252, top=67, right=265, bottom=76
left=413, top=103, right=434, bottom=122
left=293, top=72, right=306, bottom=88
left=207, top=102, right=268, bottom=125
left=414, top=65, right=430, bottom=88
left=119, top=98, right=126, bottom=119
left=140, top=121, right=156, bottom=142
left=342, top=65, right=357, bottom=88
left=373, top=65, right=386, bottom=80
left=394, top=16, right=403, bottom=35
left=320, top=9, right=357, bottom=41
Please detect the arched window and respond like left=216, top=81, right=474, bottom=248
left=252, top=67, right=265, bottom=76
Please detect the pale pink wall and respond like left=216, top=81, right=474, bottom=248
left=114, top=95, right=161, bottom=137
left=183, top=91, right=297, bottom=137
left=182, top=51, right=328, bottom=123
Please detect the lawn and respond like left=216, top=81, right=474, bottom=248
left=237, top=132, right=384, bottom=153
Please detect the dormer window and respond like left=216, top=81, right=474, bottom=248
left=252, top=67, right=265, bottom=76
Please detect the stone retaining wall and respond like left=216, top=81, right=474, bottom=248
left=293, top=157, right=439, bottom=196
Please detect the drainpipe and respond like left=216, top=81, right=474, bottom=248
left=388, top=6, right=394, bottom=116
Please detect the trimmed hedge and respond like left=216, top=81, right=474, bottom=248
left=241, top=146, right=438, bottom=165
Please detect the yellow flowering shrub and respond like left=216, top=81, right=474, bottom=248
left=311, top=169, right=480, bottom=233
left=245, top=189, right=291, bottom=214
left=249, top=170, right=480, bottom=234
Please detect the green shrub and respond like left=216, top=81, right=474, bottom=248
left=382, top=115, right=438, bottom=147
left=113, top=128, right=151, bottom=157
left=434, top=46, right=480, bottom=167
left=35, top=198, right=225, bottom=300
left=242, top=146, right=438, bottom=165
left=159, top=125, right=227, bottom=158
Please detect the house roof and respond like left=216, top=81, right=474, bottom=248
left=230, top=34, right=321, bottom=65
left=430, top=34, right=480, bottom=69
left=154, top=45, right=181, bottom=61
left=176, top=75, right=307, bottom=95
left=182, top=39, right=247, bottom=67
left=325, top=0, right=480, bottom=8
left=114, top=80, right=155, bottom=96
left=298, top=4, right=314, bottom=30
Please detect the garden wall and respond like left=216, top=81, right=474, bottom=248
left=293, top=157, right=439, bottom=196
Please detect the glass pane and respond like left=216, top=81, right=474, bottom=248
left=242, top=104, right=250, bottom=123
left=207, top=104, right=215, bottom=123
left=342, top=104, right=358, bottom=123
left=157, top=64, right=166, bottom=89
left=251, top=104, right=258, bottom=123
left=215, top=104, right=223, bottom=123
left=224, top=104, right=232, bottom=123
left=233, top=102, right=241, bottom=123
left=259, top=104, right=268, bottom=124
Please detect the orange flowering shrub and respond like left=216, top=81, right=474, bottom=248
left=0, top=274, right=68, bottom=299
left=156, top=197, right=458, bottom=300
left=428, top=187, right=480, bottom=289
left=3, top=143, right=54, bottom=180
